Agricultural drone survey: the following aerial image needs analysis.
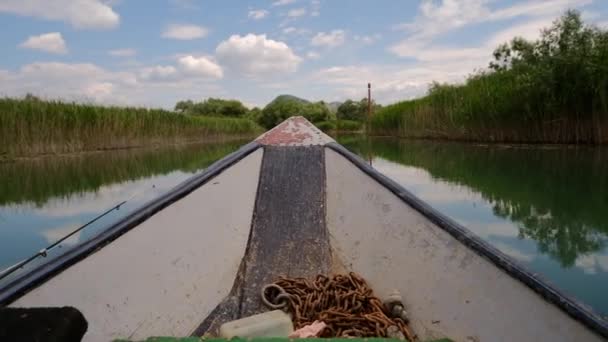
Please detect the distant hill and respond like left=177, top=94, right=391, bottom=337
left=266, top=94, right=311, bottom=107
left=326, top=101, right=342, bottom=114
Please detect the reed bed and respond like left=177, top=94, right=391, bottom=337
left=371, top=11, right=608, bottom=144
left=0, top=97, right=262, bottom=157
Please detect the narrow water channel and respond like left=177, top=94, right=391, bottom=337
left=1, top=136, right=606, bottom=318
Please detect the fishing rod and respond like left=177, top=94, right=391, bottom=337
left=0, top=200, right=127, bottom=282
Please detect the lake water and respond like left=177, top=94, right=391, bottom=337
left=1, top=136, right=607, bottom=318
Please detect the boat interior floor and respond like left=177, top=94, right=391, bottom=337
left=194, top=146, right=333, bottom=336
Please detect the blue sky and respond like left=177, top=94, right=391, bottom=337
left=1, top=0, right=606, bottom=108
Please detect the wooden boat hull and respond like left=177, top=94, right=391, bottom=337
left=1, top=117, right=606, bottom=341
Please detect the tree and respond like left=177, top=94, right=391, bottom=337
left=175, top=100, right=194, bottom=113
left=214, top=99, right=249, bottom=117
left=246, top=107, right=262, bottom=122
left=258, top=98, right=331, bottom=128
left=337, top=100, right=362, bottom=121
left=173, top=98, right=249, bottom=117
left=488, top=10, right=608, bottom=117
left=302, top=102, right=331, bottom=123
left=259, top=98, right=303, bottom=128
left=337, top=98, right=381, bottom=121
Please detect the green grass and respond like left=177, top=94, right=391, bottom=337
left=371, top=11, right=608, bottom=144
left=0, top=97, right=262, bottom=157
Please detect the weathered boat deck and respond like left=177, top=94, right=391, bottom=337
left=196, top=145, right=331, bottom=335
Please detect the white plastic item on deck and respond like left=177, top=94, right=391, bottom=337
left=219, top=310, right=294, bottom=338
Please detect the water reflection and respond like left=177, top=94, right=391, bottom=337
left=338, top=135, right=608, bottom=316
left=0, top=141, right=246, bottom=207
left=0, top=140, right=247, bottom=272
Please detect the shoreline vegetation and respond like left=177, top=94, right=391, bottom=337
left=371, top=11, right=608, bottom=144
left=1, top=93, right=368, bottom=159
left=0, top=96, right=262, bottom=159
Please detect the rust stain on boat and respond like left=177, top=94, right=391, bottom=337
left=256, top=116, right=334, bottom=146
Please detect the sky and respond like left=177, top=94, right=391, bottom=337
left=1, top=0, right=607, bottom=109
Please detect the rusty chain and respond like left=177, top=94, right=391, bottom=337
left=270, top=272, right=415, bottom=340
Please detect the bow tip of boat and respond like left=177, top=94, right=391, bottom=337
left=256, top=116, right=335, bottom=146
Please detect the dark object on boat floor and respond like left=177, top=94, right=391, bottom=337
left=0, top=306, right=87, bottom=342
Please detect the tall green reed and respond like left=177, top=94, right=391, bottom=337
left=0, top=97, right=262, bottom=157
left=372, top=11, right=608, bottom=144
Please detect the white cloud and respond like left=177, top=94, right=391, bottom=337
left=354, top=34, right=381, bottom=45
left=389, top=0, right=591, bottom=66
left=162, top=24, right=208, bottom=40
left=20, top=62, right=103, bottom=78
left=310, top=58, right=481, bottom=104
left=84, top=82, right=114, bottom=99
left=216, top=34, right=302, bottom=76
left=282, top=27, right=310, bottom=35
left=108, top=48, right=136, bottom=57
left=139, top=56, right=223, bottom=81
left=273, top=0, right=296, bottom=6
left=0, top=0, right=119, bottom=29
left=139, top=65, right=179, bottom=81
left=311, top=30, right=345, bottom=48
left=307, top=51, right=320, bottom=59
left=487, top=18, right=554, bottom=46
left=248, top=9, right=269, bottom=20
left=391, top=0, right=592, bottom=57
left=0, top=62, right=136, bottom=103
left=400, top=46, right=488, bottom=63
left=0, top=69, right=11, bottom=82
left=177, top=55, right=223, bottom=79
left=0, top=61, right=227, bottom=108
left=487, top=0, right=593, bottom=22
left=393, top=0, right=592, bottom=45
left=287, top=7, right=307, bottom=17
left=399, top=0, right=491, bottom=38
left=19, top=32, right=67, bottom=54
left=392, top=17, right=553, bottom=64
